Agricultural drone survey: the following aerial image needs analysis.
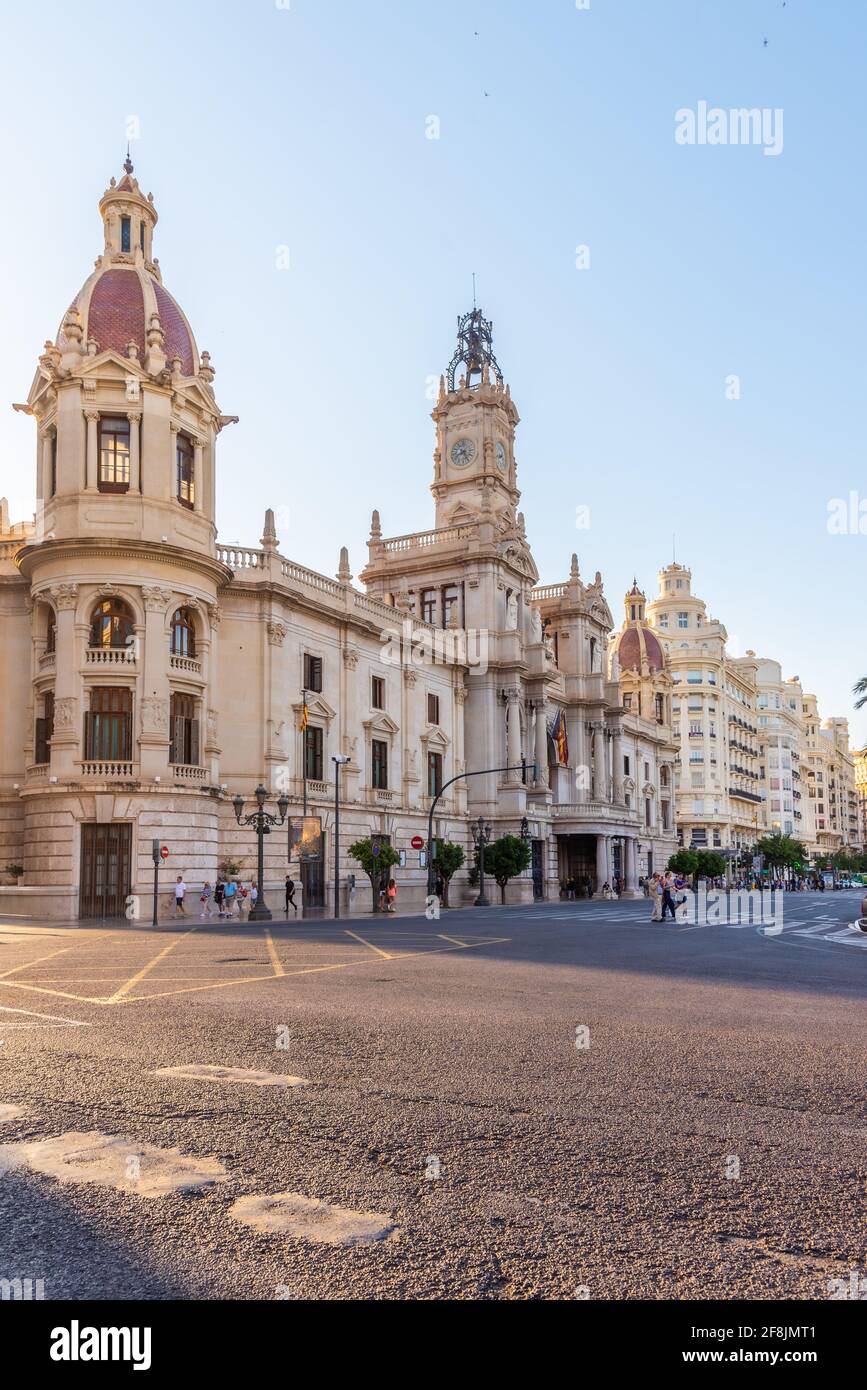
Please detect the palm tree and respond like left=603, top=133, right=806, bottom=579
left=854, top=676, right=867, bottom=710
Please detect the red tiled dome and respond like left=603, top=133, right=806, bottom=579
left=58, top=265, right=196, bottom=375
left=617, top=624, right=664, bottom=672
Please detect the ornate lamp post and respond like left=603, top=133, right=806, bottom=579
left=231, top=783, right=289, bottom=922
left=471, top=815, right=492, bottom=907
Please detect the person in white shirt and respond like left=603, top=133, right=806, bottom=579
left=174, top=876, right=187, bottom=916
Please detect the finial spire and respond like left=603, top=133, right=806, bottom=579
left=123, top=144, right=134, bottom=176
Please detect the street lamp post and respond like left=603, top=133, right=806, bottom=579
left=471, top=815, right=492, bottom=907
left=332, top=756, right=351, bottom=920
left=425, top=761, right=536, bottom=899
left=232, top=783, right=289, bottom=922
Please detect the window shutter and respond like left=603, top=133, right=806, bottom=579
left=83, top=711, right=92, bottom=760
left=171, top=716, right=184, bottom=766
left=35, top=717, right=47, bottom=765
left=190, top=718, right=200, bottom=768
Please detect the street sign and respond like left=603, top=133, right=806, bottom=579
left=410, top=835, right=424, bottom=850
left=160, top=846, right=170, bottom=860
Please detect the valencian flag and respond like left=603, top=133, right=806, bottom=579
left=548, top=708, right=569, bottom=766
left=299, top=694, right=309, bottom=735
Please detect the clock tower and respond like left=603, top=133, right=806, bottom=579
left=431, top=309, right=520, bottom=531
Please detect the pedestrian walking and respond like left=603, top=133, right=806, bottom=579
left=385, top=878, right=397, bottom=914
left=661, top=872, right=677, bottom=920
left=650, top=872, right=663, bottom=921
left=250, top=882, right=258, bottom=913
left=223, top=878, right=237, bottom=917
left=214, top=878, right=225, bottom=918
left=199, top=881, right=213, bottom=918
left=285, top=875, right=297, bottom=916
left=174, top=875, right=187, bottom=916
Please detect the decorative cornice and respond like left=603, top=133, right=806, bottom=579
left=15, top=538, right=233, bottom=589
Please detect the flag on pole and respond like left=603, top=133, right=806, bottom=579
left=548, top=708, right=569, bottom=766
left=300, top=694, right=308, bottom=734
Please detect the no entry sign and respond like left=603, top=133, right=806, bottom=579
left=160, top=846, right=170, bottom=859
left=411, top=835, right=424, bottom=850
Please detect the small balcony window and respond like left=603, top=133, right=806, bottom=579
left=371, top=676, right=385, bottom=710
left=170, top=608, right=197, bottom=658
left=98, top=417, right=130, bottom=493
left=35, top=691, right=54, bottom=765
left=303, top=654, right=323, bottom=692
left=428, top=751, right=443, bottom=798
left=304, top=726, right=323, bottom=780
left=121, top=216, right=131, bottom=253
left=427, top=693, right=440, bottom=725
left=372, top=738, right=388, bottom=790
left=90, top=597, right=135, bottom=650
left=176, top=434, right=194, bottom=509
left=85, top=687, right=132, bottom=761
left=170, top=692, right=200, bottom=766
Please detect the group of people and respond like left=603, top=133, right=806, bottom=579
left=646, top=871, right=688, bottom=922
left=171, top=874, right=300, bottom=919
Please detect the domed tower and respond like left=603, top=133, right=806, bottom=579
left=430, top=308, right=521, bottom=531
left=22, top=154, right=232, bottom=552
left=610, top=580, right=670, bottom=722
left=12, top=159, right=236, bottom=917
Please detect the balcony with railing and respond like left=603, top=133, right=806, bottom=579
left=172, top=764, right=208, bottom=783
left=170, top=655, right=202, bottom=676
left=85, top=647, right=136, bottom=666
left=79, top=759, right=137, bottom=779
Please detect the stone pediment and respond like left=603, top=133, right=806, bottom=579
left=292, top=695, right=336, bottom=724
left=497, top=538, right=539, bottom=584
left=421, top=726, right=450, bottom=750
left=362, top=712, right=401, bottom=735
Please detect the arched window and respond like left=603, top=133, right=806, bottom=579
left=170, top=607, right=196, bottom=658
left=90, top=597, right=135, bottom=650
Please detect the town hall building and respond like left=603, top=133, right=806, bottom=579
left=0, top=161, right=677, bottom=919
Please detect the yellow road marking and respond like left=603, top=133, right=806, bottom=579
left=107, top=936, right=512, bottom=1005
left=0, top=945, right=78, bottom=978
left=104, top=926, right=199, bottom=1002
left=264, top=929, right=285, bottom=977
left=438, top=933, right=469, bottom=948
left=344, top=929, right=392, bottom=959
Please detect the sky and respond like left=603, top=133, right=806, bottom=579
left=0, top=0, right=865, bottom=744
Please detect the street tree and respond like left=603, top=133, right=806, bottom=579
left=432, top=840, right=465, bottom=907
left=483, top=835, right=532, bottom=904
left=349, top=837, right=401, bottom=912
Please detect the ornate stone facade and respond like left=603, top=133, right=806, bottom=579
left=0, top=163, right=666, bottom=917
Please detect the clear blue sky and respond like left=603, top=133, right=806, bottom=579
left=1, top=0, right=865, bottom=743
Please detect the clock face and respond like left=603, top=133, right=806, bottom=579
left=495, top=441, right=507, bottom=472
left=450, top=437, right=476, bottom=468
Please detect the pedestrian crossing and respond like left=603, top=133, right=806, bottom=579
left=515, top=906, right=867, bottom=950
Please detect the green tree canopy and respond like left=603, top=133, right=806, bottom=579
left=432, top=840, right=465, bottom=907
left=483, top=834, right=531, bottom=903
left=349, top=838, right=401, bottom=911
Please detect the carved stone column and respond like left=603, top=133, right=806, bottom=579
left=506, top=689, right=522, bottom=775
left=193, top=437, right=205, bottom=513
left=592, top=721, right=606, bottom=801
left=534, top=701, right=548, bottom=789
left=140, top=585, right=173, bottom=779
left=612, top=727, right=624, bottom=803
left=595, top=833, right=609, bottom=891
left=84, top=410, right=99, bottom=491
left=127, top=410, right=141, bottom=492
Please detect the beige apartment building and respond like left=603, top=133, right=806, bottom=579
left=750, top=659, right=815, bottom=856
left=646, top=564, right=763, bottom=857
left=0, top=159, right=663, bottom=919
left=855, top=748, right=867, bottom=852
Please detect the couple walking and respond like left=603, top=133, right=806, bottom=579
left=649, top=871, right=680, bottom=922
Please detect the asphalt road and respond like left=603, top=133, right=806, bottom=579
left=0, top=890, right=865, bottom=1301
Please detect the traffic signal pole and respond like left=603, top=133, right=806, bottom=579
left=151, top=838, right=161, bottom=926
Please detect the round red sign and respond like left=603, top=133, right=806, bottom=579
left=160, top=846, right=170, bottom=859
left=411, top=835, right=424, bottom=850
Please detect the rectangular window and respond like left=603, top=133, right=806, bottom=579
left=303, top=654, right=323, bottom=692
left=687, top=669, right=701, bottom=684
left=98, top=416, right=130, bottom=492
left=658, top=613, right=669, bottom=628
left=121, top=216, right=131, bottom=253
left=428, top=751, right=443, bottom=798
left=371, top=675, right=385, bottom=710
left=441, top=586, right=459, bottom=628
left=139, top=220, right=145, bottom=252
left=85, top=687, right=132, bottom=761
left=655, top=693, right=664, bottom=723
left=372, top=738, right=388, bottom=790
left=169, top=692, right=199, bottom=767
left=304, top=726, right=323, bottom=780
left=35, top=691, right=54, bottom=765
left=678, top=612, right=689, bottom=629
left=623, top=692, right=632, bottom=710
left=50, top=432, right=57, bottom=498
left=420, top=589, right=436, bottom=625
left=176, top=434, right=194, bottom=508
left=624, top=755, right=630, bottom=775
left=644, top=761, right=650, bottom=782
left=427, top=693, right=440, bottom=725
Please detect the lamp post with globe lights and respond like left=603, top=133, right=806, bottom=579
left=231, top=783, right=289, bottom=922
